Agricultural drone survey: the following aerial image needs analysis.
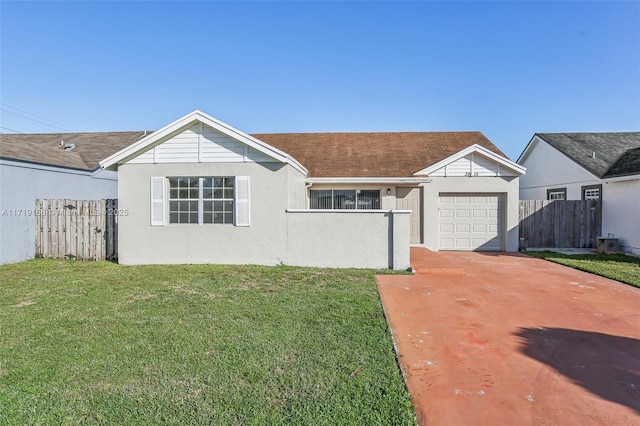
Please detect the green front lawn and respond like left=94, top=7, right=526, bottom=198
left=0, top=260, right=416, bottom=425
left=526, top=251, right=640, bottom=288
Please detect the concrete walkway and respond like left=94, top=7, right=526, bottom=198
left=377, top=248, right=640, bottom=425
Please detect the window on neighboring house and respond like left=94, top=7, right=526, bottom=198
left=169, top=177, right=235, bottom=224
left=547, top=188, right=566, bottom=200
left=310, top=189, right=381, bottom=210
left=582, top=184, right=601, bottom=201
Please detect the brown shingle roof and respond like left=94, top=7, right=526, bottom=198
left=0, top=131, right=150, bottom=171
left=1, top=130, right=505, bottom=177
left=252, top=132, right=505, bottom=177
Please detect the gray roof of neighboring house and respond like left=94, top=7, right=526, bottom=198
left=535, top=132, right=640, bottom=179
left=0, top=131, right=151, bottom=171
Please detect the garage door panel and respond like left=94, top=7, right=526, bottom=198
left=439, top=193, right=503, bottom=251
left=439, top=208, right=454, bottom=218
left=455, top=239, right=471, bottom=249
left=456, top=224, right=470, bottom=233
left=472, top=224, right=486, bottom=233
left=440, top=223, right=454, bottom=232
left=439, top=238, right=454, bottom=249
left=472, top=209, right=487, bottom=218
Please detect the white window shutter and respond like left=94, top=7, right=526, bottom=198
left=235, top=176, right=250, bottom=226
left=150, top=177, right=165, bottom=226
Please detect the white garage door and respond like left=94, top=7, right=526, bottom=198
left=438, top=194, right=503, bottom=251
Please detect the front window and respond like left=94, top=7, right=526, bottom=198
left=310, top=189, right=381, bottom=210
left=169, top=177, right=234, bottom=224
left=547, top=188, right=566, bottom=200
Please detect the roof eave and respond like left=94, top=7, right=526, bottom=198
left=306, top=177, right=432, bottom=184
left=516, top=134, right=541, bottom=164
left=0, top=157, right=100, bottom=174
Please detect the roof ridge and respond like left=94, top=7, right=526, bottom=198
left=251, top=130, right=484, bottom=135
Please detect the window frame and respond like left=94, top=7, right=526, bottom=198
left=168, top=176, right=235, bottom=225
left=581, top=184, right=602, bottom=201
left=309, top=189, right=381, bottom=210
left=546, top=188, right=567, bottom=200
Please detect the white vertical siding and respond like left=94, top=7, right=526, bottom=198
left=126, top=123, right=279, bottom=165
left=429, top=153, right=516, bottom=177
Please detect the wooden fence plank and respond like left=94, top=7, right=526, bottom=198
left=519, top=200, right=602, bottom=248
left=35, top=199, right=117, bottom=262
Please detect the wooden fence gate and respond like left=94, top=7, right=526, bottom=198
left=519, top=200, right=602, bottom=248
left=35, top=199, right=118, bottom=261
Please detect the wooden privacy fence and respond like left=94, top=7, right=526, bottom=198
left=519, top=200, right=602, bottom=248
left=35, top=199, right=118, bottom=261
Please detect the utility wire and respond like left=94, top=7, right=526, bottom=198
left=0, top=103, right=76, bottom=132
left=0, top=125, right=24, bottom=134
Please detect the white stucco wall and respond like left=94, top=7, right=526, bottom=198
left=0, top=161, right=118, bottom=265
left=118, top=162, right=410, bottom=268
left=601, top=179, right=640, bottom=256
left=118, top=162, right=300, bottom=265
left=286, top=210, right=410, bottom=269
left=519, top=140, right=600, bottom=200
left=422, top=176, right=521, bottom=252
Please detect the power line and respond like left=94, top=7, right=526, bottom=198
left=0, top=126, right=24, bottom=134
left=1, top=109, right=73, bottom=132
left=0, top=103, right=76, bottom=132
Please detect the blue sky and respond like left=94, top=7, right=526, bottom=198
left=1, top=1, right=639, bottom=160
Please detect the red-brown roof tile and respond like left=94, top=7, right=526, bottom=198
left=253, top=132, right=505, bottom=177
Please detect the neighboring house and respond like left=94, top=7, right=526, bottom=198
left=99, top=110, right=524, bottom=269
left=0, top=132, right=147, bottom=265
left=518, top=132, right=640, bottom=255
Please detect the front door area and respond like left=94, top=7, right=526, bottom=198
left=396, top=187, right=422, bottom=244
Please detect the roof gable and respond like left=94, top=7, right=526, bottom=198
left=255, top=131, right=507, bottom=178
left=100, top=110, right=307, bottom=174
left=126, top=121, right=283, bottom=165
left=413, top=144, right=525, bottom=177
left=521, top=132, right=640, bottom=179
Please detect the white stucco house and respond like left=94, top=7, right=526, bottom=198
left=0, top=131, right=146, bottom=265
left=97, top=110, right=525, bottom=269
left=518, top=132, right=640, bottom=255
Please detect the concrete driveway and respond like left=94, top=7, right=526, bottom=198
left=376, top=248, right=640, bottom=425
